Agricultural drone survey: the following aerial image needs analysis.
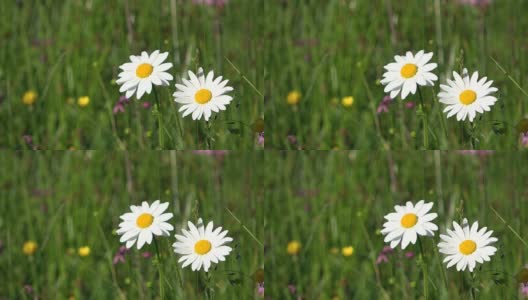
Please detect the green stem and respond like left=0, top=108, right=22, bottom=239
left=418, top=237, right=428, bottom=300
left=469, top=121, right=477, bottom=149
left=153, top=237, right=164, bottom=300
left=417, top=86, right=429, bottom=149
left=153, top=88, right=164, bottom=149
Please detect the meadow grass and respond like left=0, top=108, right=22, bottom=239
left=0, top=0, right=263, bottom=150
left=265, top=0, right=528, bottom=149
left=266, top=151, right=528, bottom=299
left=0, top=151, right=264, bottom=299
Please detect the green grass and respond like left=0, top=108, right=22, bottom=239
left=0, top=151, right=264, bottom=299
left=265, top=0, right=528, bottom=149
left=266, top=151, right=528, bottom=299
left=0, top=0, right=263, bottom=149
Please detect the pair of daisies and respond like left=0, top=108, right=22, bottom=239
left=117, top=200, right=233, bottom=272
left=381, top=200, right=498, bottom=272
left=381, top=50, right=498, bottom=122
left=116, top=50, right=234, bottom=121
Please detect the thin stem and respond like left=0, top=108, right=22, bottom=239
left=225, top=208, right=263, bottom=247
left=417, top=86, right=429, bottom=149
left=153, top=88, right=164, bottom=149
left=153, top=237, right=164, bottom=300
left=418, top=237, right=428, bottom=300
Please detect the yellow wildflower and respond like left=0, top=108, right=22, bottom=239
left=78, top=96, right=90, bottom=107
left=78, top=246, right=90, bottom=257
left=341, top=246, right=354, bottom=257
left=287, top=90, right=301, bottom=105
left=23, top=240, right=38, bottom=255
left=77, top=246, right=90, bottom=257
left=22, top=90, right=37, bottom=105
left=341, top=96, right=354, bottom=107
left=287, top=240, right=301, bottom=255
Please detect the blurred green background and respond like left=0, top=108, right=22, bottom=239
left=265, top=151, right=528, bottom=299
left=0, top=0, right=264, bottom=149
left=264, top=0, right=528, bottom=149
left=0, top=151, right=264, bottom=299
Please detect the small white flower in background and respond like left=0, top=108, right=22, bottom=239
left=117, top=200, right=174, bottom=249
left=381, top=50, right=438, bottom=99
left=438, top=218, right=498, bottom=272
left=381, top=200, right=438, bottom=249
left=173, top=220, right=233, bottom=272
left=116, top=50, right=173, bottom=99
left=173, top=67, right=234, bottom=121
left=438, top=68, right=498, bottom=122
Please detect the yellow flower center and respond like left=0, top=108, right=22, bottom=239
left=459, top=240, right=477, bottom=255
left=400, top=63, right=418, bottom=79
left=194, top=240, right=212, bottom=255
left=194, top=89, right=213, bottom=104
left=400, top=213, right=418, bottom=228
left=136, top=63, right=153, bottom=78
left=459, top=89, right=477, bottom=105
left=136, top=213, right=154, bottom=228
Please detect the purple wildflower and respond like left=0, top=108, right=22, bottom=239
left=377, top=95, right=393, bottom=114
left=405, top=251, right=415, bottom=259
left=456, top=150, right=494, bottom=156
left=258, top=132, right=264, bottom=146
left=257, top=282, right=264, bottom=297
left=521, top=133, right=528, bottom=147
left=288, top=284, right=296, bottom=295
left=113, top=96, right=130, bottom=115
left=192, top=0, right=227, bottom=8
left=458, top=0, right=492, bottom=8
left=405, top=101, right=415, bottom=110
left=287, top=135, right=297, bottom=145
left=142, top=252, right=152, bottom=259
left=376, top=254, right=389, bottom=264
left=521, top=283, right=528, bottom=297
left=113, top=246, right=129, bottom=265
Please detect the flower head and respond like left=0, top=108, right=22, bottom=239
left=116, top=200, right=174, bottom=249
left=381, top=200, right=438, bottom=249
left=287, top=90, right=301, bottom=105
left=78, top=246, right=90, bottom=257
left=116, top=50, right=173, bottom=99
left=172, top=220, right=233, bottom=272
left=78, top=96, right=90, bottom=107
left=341, top=246, right=354, bottom=256
left=439, top=69, right=498, bottom=122
left=23, top=240, right=38, bottom=255
left=22, top=90, right=37, bottom=105
left=341, top=96, right=354, bottom=107
left=287, top=240, right=301, bottom=255
left=438, top=218, right=498, bottom=272
left=173, top=67, right=233, bottom=121
left=381, top=50, right=438, bottom=100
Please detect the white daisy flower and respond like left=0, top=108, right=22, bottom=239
left=438, top=69, right=498, bottom=122
left=381, top=50, right=438, bottom=99
left=438, top=218, right=498, bottom=272
left=173, top=220, right=233, bottom=272
left=381, top=200, right=438, bottom=249
left=173, top=67, right=234, bottom=121
left=116, top=50, right=173, bottom=99
left=117, top=200, right=174, bottom=249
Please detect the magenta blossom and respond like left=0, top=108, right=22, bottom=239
left=257, top=282, right=264, bottom=297
left=458, top=0, right=492, bottom=8
left=377, top=95, right=393, bottom=114
left=113, top=246, right=129, bottom=265
left=258, top=132, right=264, bottom=146
left=193, top=0, right=227, bottom=8
left=521, top=133, right=528, bottom=147
left=521, top=283, right=528, bottom=297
